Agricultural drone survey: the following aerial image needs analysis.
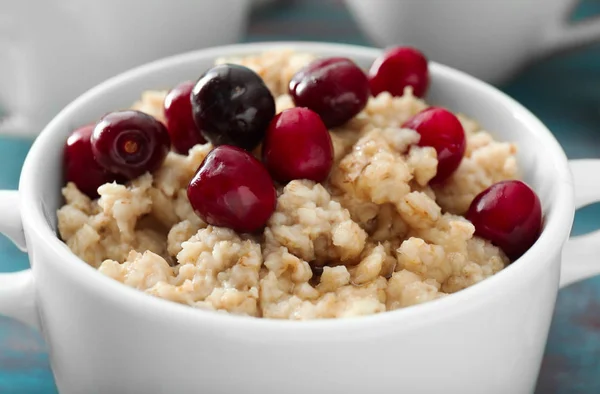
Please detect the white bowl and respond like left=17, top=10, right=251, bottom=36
left=2, top=42, right=599, bottom=394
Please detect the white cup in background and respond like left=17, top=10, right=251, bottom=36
left=0, top=0, right=251, bottom=138
left=345, top=0, right=600, bottom=84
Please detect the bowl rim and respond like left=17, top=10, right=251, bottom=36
left=20, top=41, right=574, bottom=334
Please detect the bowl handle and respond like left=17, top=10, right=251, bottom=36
left=0, top=190, right=39, bottom=329
left=538, top=3, right=600, bottom=58
left=560, top=160, right=600, bottom=288
left=0, top=21, right=37, bottom=138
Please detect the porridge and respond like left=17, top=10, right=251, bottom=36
left=57, top=46, right=542, bottom=320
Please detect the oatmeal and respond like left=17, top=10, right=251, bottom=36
left=58, top=48, right=528, bottom=320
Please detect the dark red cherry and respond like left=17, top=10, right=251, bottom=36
left=262, top=107, right=333, bottom=183
left=91, top=110, right=171, bottom=180
left=191, top=64, right=275, bottom=151
left=369, top=46, right=429, bottom=98
left=402, top=107, right=466, bottom=183
left=64, top=124, right=122, bottom=198
left=187, top=145, right=276, bottom=233
left=466, top=180, right=542, bottom=260
left=289, top=57, right=370, bottom=128
left=163, top=80, right=206, bottom=154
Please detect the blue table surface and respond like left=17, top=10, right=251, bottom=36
left=2, top=1, right=600, bottom=392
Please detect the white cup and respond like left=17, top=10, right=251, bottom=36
left=0, top=0, right=251, bottom=138
left=345, top=0, right=600, bottom=84
left=1, top=42, right=600, bottom=394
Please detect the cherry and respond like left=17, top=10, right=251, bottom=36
left=262, top=107, right=333, bottom=183
left=91, top=110, right=171, bottom=180
left=187, top=145, right=276, bottom=233
left=163, top=80, right=206, bottom=154
left=191, top=64, right=275, bottom=151
left=402, top=107, right=466, bottom=183
left=369, top=46, right=429, bottom=98
left=466, top=180, right=542, bottom=260
left=64, top=124, right=123, bottom=198
left=289, top=57, right=370, bottom=128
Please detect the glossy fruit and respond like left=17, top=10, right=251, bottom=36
left=191, top=64, right=275, bottom=151
left=262, top=107, right=333, bottom=183
left=187, top=145, right=277, bottom=233
left=466, top=180, right=542, bottom=260
left=369, top=46, right=429, bottom=98
left=91, top=110, right=171, bottom=180
left=402, top=107, right=466, bottom=183
left=163, top=80, right=206, bottom=154
left=289, top=57, right=370, bottom=128
left=64, top=124, right=122, bottom=198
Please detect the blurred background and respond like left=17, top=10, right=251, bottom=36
left=0, top=0, right=599, bottom=392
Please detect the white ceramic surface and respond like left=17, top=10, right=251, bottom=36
left=0, top=0, right=251, bottom=138
left=0, top=42, right=600, bottom=394
left=345, top=0, right=600, bottom=83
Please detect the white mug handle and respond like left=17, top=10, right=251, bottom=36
left=560, top=160, right=600, bottom=288
left=0, top=18, right=35, bottom=137
left=539, top=1, right=600, bottom=56
left=0, top=190, right=39, bottom=329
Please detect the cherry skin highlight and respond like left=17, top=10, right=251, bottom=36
left=91, top=110, right=171, bottom=180
left=187, top=145, right=277, bottom=233
left=402, top=107, right=466, bottom=183
left=163, top=80, right=206, bottom=154
left=64, top=124, right=123, bottom=198
left=289, top=57, right=370, bottom=128
left=466, top=180, right=542, bottom=260
left=369, top=46, right=429, bottom=98
left=262, top=107, right=334, bottom=183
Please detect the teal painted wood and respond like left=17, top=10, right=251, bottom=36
left=0, top=0, right=599, bottom=392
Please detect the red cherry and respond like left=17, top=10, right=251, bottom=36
left=91, top=110, right=171, bottom=180
left=163, top=80, right=206, bottom=154
left=369, top=46, right=429, bottom=98
left=262, top=107, right=333, bottom=183
left=187, top=145, right=276, bottom=233
left=289, top=57, right=370, bottom=128
left=466, top=180, right=542, bottom=260
left=63, top=124, right=122, bottom=198
left=402, top=107, right=466, bottom=183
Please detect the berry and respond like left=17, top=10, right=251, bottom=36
left=466, top=180, right=542, bottom=260
left=402, top=107, right=466, bottom=183
left=91, top=110, right=171, bottom=180
left=289, top=57, right=369, bottom=128
left=191, top=64, right=275, bottom=151
left=262, top=107, right=333, bottom=183
left=163, top=80, right=206, bottom=154
left=187, top=145, right=276, bottom=233
left=64, top=124, right=122, bottom=198
left=369, top=46, right=429, bottom=98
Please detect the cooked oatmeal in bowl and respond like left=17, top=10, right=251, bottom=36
left=57, top=47, right=541, bottom=320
